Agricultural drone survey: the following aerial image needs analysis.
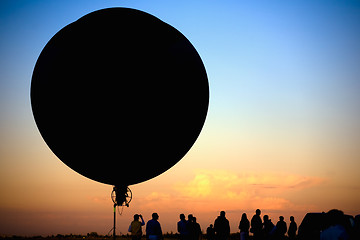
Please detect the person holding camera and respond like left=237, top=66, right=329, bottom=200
left=129, top=214, right=145, bottom=240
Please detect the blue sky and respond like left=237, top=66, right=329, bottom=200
left=1, top=0, right=360, bottom=236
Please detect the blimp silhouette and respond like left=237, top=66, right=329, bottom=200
left=31, top=8, right=209, bottom=190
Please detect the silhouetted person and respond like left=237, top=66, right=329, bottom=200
left=239, top=213, right=250, bottom=240
left=287, top=216, right=297, bottom=240
left=320, top=209, right=349, bottom=240
left=187, top=214, right=196, bottom=240
left=354, top=215, right=360, bottom=240
left=193, top=217, right=202, bottom=240
left=251, top=209, right=263, bottom=240
left=129, top=214, right=145, bottom=240
left=275, top=216, right=287, bottom=240
left=207, top=224, right=215, bottom=240
left=214, top=211, right=230, bottom=240
left=262, top=215, right=275, bottom=240
left=178, top=213, right=189, bottom=240
left=146, top=213, right=163, bottom=240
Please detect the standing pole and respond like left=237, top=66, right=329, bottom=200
left=111, top=185, right=131, bottom=240
left=113, top=203, right=116, bottom=240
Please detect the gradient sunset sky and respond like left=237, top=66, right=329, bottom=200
left=1, top=0, right=360, bottom=237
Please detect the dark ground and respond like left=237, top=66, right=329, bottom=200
left=0, top=234, right=295, bottom=240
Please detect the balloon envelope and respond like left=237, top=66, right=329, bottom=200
left=31, top=8, right=209, bottom=186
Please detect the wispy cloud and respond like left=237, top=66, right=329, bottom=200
left=104, top=170, right=327, bottom=233
left=129, top=169, right=326, bottom=229
left=171, top=169, right=325, bottom=212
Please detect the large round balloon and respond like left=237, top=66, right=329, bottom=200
left=30, top=8, right=209, bottom=186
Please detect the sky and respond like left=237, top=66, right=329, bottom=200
left=1, top=0, right=360, bottom=237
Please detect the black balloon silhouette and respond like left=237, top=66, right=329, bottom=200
left=31, top=8, right=209, bottom=186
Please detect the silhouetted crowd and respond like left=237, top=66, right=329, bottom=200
left=236, top=209, right=296, bottom=240
left=128, top=209, right=360, bottom=240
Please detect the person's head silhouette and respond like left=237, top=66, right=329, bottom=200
left=220, top=211, right=226, bottom=218
left=152, top=213, right=159, bottom=220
